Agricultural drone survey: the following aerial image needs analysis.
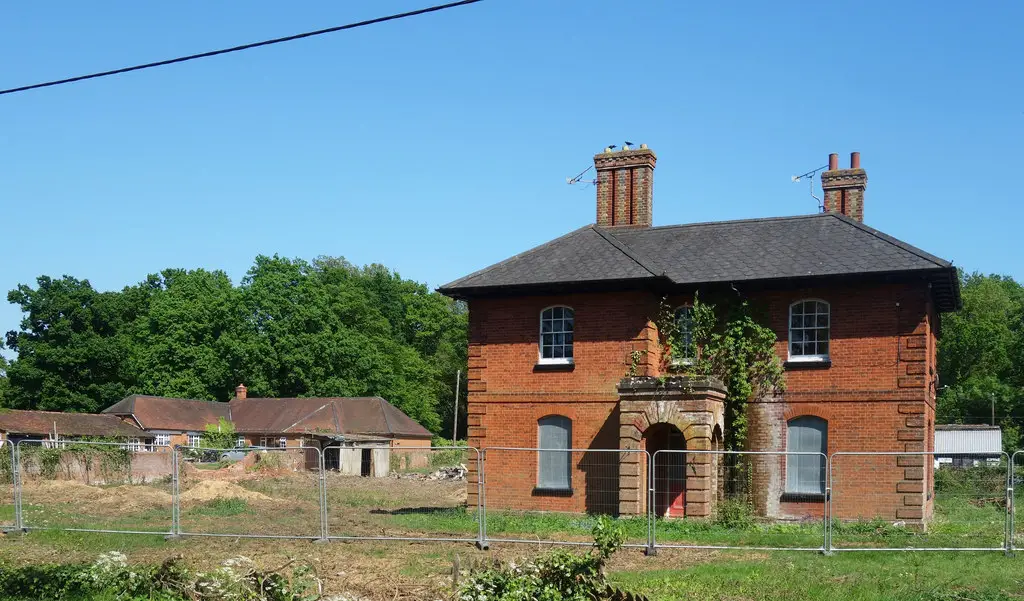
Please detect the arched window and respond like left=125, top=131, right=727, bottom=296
left=539, top=306, right=574, bottom=364
left=786, top=416, right=827, bottom=494
left=673, top=306, right=695, bottom=364
left=789, top=300, right=830, bottom=361
left=538, top=415, right=572, bottom=490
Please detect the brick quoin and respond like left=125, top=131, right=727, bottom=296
left=447, top=149, right=952, bottom=524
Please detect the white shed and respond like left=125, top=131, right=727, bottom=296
left=934, top=425, right=1002, bottom=468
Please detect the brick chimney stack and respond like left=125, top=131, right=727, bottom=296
left=235, top=384, right=247, bottom=400
left=594, top=144, right=656, bottom=228
left=821, top=151, right=867, bottom=222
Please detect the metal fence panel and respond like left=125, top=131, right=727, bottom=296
left=322, top=445, right=481, bottom=544
left=480, top=448, right=651, bottom=548
left=830, top=451, right=1010, bottom=552
left=651, top=450, right=827, bottom=551
left=15, top=439, right=174, bottom=534
left=0, top=440, right=13, bottom=531
left=176, top=445, right=324, bottom=539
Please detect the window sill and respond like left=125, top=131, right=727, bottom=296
left=780, top=492, right=826, bottom=503
left=533, top=487, right=574, bottom=497
left=534, top=362, right=575, bottom=373
left=783, top=359, right=832, bottom=370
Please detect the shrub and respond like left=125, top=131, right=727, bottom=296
left=714, top=499, right=755, bottom=530
left=458, top=516, right=643, bottom=601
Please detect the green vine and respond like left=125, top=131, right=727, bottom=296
left=654, top=293, right=785, bottom=451
left=17, top=439, right=134, bottom=484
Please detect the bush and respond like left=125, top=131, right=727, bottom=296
left=458, top=516, right=643, bottom=601
left=714, top=499, right=755, bottom=530
left=934, top=465, right=1007, bottom=495
left=0, top=552, right=320, bottom=601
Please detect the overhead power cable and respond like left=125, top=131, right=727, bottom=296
left=0, top=0, right=484, bottom=96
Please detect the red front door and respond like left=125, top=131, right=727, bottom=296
left=651, top=427, right=686, bottom=517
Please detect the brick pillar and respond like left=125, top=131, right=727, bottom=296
left=821, top=152, right=867, bottom=222
left=594, top=146, right=656, bottom=228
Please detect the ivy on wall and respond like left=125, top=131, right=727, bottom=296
left=654, top=294, right=785, bottom=451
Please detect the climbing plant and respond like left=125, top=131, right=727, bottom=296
left=656, top=294, right=784, bottom=451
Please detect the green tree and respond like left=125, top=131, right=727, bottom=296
left=127, top=269, right=238, bottom=401
left=201, top=417, right=237, bottom=449
left=0, top=355, right=9, bottom=407
left=3, top=276, right=139, bottom=412
left=938, top=272, right=1024, bottom=449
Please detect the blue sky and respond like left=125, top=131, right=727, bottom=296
left=1, top=0, right=1021, bottom=351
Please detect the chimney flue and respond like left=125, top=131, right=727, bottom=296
left=235, top=384, right=247, bottom=400
left=593, top=146, right=657, bottom=228
left=821, top=151, right=867, bottom=222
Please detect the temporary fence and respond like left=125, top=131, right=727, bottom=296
left=830, top=451, right=1011, bottom=552
left=174, top=445, right=325, bottom=540
left=14, top=439, right=174, bottom=535
left=652, top=450, right=828, bottom=552
left=1, top=443, right=1022, bottom=554
left=480, top=448, right=652, bottom=550
left=322, top=445, right=482, bottom=545
left=0, top=440, right=13, bottom=532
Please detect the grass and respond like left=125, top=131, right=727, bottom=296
left=610, top=552, right=1024, bottom=601
left=189, top=498, right=250, bottom=517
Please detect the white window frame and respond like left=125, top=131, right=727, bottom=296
left=279, top=436, right=287, bottom=448
left=260, top=436, right=271, bottom=448
left=537, top=415, right=572, bottom=491
left=154, top=434, right=171, bottom=447
left=236, top=436, right=246, bottom=448
left=671, top=306, right=696, bottom=366
left=123, top=437, right=142, bottom=452
left=187, top=433, right=201, bottom=448
left=785, top=416, right=828, bottom=495
left=788, top=299, right=831, bottom=362
left=538, top=306, right=575, bottom=365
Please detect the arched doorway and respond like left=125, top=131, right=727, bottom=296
left=644, top=423, right=686, bottom=518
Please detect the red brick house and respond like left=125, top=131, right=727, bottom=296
left=439, top=147, right=960, bottom=524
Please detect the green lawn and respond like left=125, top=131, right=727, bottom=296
left=611, top=552, right=1024, bottom=601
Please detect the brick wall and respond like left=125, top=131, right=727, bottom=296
left=466, top=278, right=939, bottom=521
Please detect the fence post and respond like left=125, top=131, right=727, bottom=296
left=315, top=448, right=328, bottom=544
left=1008, top=451, right=1017, bottom=557
left=645, top=450, right=657, bottom=556
left=165, top=446, right=181, bottom=540
left=13, top=442, right=24, bottom=532
left=476, top=448, right=488, bottom=550
left=823, top=453, right=833, bottom=556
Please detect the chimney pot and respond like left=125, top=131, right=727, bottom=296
left=821, top=152, right=867, bottom=222
left=235, top=384, right=247, bottom=400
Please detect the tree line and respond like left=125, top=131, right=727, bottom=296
left=0, top=255, right=467, bottom=436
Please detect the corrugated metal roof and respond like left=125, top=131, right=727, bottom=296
left=0, top=409, right=147, bottom=438
left=935, top=425, right=1002, bottom=455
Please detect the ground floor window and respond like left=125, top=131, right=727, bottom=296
left=236, top=436, right=246, bottom=448
left=786, top=416, right=827, bottom=494
left=187, top=433, right=201, bottom=448
left=154, top=434, right=171, bottom=447
left=538, top=415, right=572, bottom=490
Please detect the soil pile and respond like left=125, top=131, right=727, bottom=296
left=180, top=480, right=273, bottom=506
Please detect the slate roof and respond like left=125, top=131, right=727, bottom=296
left=438, top=213, right=960, bottom=311
left=102, top=395, right=433, bottom=439
left=0, top=409, right=148, bottom=438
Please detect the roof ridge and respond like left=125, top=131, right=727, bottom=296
left=592, top=226, right=665, bottom=277
left=378, top=397, right=394, bottom=435
left=827, top=213, right=952, bottom=268
left=437, top=225, right=595, bottom=291
left=637, top=213, right=828, bottom=232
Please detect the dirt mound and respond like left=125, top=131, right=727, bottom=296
left=23, top=480, right=105, bottom=501
left=180, top=480, right=273, bottom=506
left=88, top=485, right=172, bottom=512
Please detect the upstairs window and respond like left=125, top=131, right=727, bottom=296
left=786, top=416, right=827, bottom=494
left=673, top=306, right=695, bottom=364
left=789, top=300, right=830, bottom=360
left=538, top=415, right=572, bottom=490
left=539, top=306, right=574, bottom=364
